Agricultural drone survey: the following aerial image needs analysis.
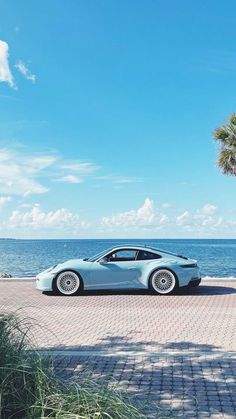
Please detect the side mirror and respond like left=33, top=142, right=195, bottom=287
left=99, top=257, right=108, bottom=264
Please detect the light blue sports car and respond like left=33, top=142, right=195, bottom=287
left=36, top=245, right=201, bottom=296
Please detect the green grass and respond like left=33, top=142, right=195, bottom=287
left=0, top=314, right=145, bottom=418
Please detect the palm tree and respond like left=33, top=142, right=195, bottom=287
left=213, top=113, right=236, bottom=176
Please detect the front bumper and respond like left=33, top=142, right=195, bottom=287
left=36, top=272, right=55, bottom=291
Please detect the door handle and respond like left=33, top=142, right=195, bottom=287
left=128, top=267, right=136, bottom=270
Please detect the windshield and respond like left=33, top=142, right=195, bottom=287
left=87, top=248, right=113, bottom=262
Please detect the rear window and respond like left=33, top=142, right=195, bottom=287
left=137, top=250, right=161, bottom=260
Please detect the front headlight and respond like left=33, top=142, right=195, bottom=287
left=45, top=264, right=58, bottom=273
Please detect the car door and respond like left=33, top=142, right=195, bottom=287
left=88, top=249, right=140, bottom=289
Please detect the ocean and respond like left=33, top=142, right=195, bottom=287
left=0, top=238, right=235, bottom=278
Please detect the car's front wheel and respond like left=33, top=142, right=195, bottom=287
left=54, top=271, right=82, bottom=296
left=150, top=269, right=178, bottom=295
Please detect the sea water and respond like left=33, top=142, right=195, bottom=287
left=0, top=238, right=235, bottom=278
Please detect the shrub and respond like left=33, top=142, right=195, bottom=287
left=0, top=314, right=145, bottom=418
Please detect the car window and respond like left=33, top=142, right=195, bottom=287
left=87, top=248, right=114, bottom=262
left=137, top=250, right=161, bottom=260
left=107, top=249, right=138, bottom=262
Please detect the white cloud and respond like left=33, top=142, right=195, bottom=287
left=159, top=214, right=169, bottom=224
left=175, top=203, right=221, bottom=233
left=101, top=198, right=168, bottom=230
left=0, top=40, right=15, bottom=88
left=96, top=175, right=142, bottom=185
left=57, top=161, right=100, bottom=184
left=0, top=196, right=11, bottom=209
left=176, top=204, right=217, bottom=226
left=7, top=204, right=89, bottom=231
left=61, top=162, right=99, bottom=173
left=162, top=203, right=171, bottom=208
left=215, top=216, right=224, bottom=226
left=0, top=145, right=148, bottom=199
left=0, top=148, right=54, bottom=196
left=0, top=147, right=102, bottom=196
left=15, top=60, right=36, bottom=83
left=27, top=156, right=57, bottom=171
left=55, top=175, right=83, bottom=184
left=176, top=211, right=192, bottom=226
left=199, top=203, right=217, bottom=215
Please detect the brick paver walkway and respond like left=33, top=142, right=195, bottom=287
left=0, top=279, right=235, bottom=418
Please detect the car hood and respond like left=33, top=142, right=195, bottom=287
left=38, top=258, right=89, bottom=275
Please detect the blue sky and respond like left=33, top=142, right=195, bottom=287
left=0, top=0, right=236, bottom=238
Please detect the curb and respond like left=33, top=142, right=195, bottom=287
left=0, top=277, right=35, bottom=282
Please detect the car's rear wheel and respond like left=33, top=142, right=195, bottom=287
left=54, top=271, right=81, bottom=296
left=150, top=269, right=178, bottom=295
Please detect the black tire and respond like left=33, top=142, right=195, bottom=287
left=149, top=269, right=178, bottom=295
left=53, top=270, right=82, bottom=296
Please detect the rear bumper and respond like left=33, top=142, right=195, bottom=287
left=188, top=278, right=202, bottom=287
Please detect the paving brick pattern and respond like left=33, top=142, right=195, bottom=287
left=0, top=279, right=235, bottom=418
left=53, top=352, right=236, bottom=418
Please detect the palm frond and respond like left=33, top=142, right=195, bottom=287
left=229, top=113, right=236, bottom=127
left=213, top=127, right=229, bottom=141
left=213, top=113, right=236, bottom=176
left=217, top=148, right=236, bottom=176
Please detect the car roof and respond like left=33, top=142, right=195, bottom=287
left=107, top=244, right=176, bottom=256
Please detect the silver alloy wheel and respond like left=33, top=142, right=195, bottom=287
left=56, top=271, right=80, bottom=295
left=151, top=269, right=176, bottom=295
